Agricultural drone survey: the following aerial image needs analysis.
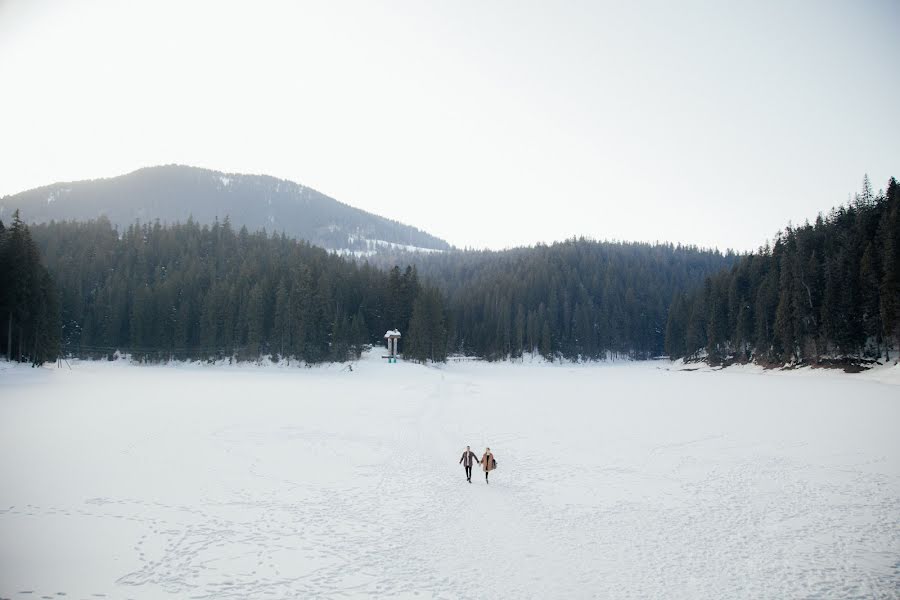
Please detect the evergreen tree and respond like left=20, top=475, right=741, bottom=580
left=0, top=210, right=61, bottom=364
left=21, top=173, right=895, bottom=367
left=667, top=176, right=900, bottom=365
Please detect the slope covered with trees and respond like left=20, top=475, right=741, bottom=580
left=371, top=241, right=737, bottom=360
left=29, top=218, right=445, bottom=363
left=26, top=219, right=731, bottom=364
left=3, top=165, right=451, bottom=253
left=665, top=177, right=900, bottom=365
left=0, top=211, right=60, bottom=365
left=16, top=175, right=896, bottom=367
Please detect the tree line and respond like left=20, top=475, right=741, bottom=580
left=26, top=217, right=446, bottom=363
left=390, top=241, right=736, bottom=360
left=0, top=211, right=60, bottom=365
left=665, top=176, right=900, bottom=365
left=8, top=174, right=897, bottom=367
left=21, top=217, right=732, bottom=364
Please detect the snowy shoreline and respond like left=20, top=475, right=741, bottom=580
left=5, top=349, right=899, bottom=387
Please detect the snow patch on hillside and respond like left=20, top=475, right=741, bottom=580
left=45, top=187, right=71, bottom=204
left=335, top=234, right=446, bottom=257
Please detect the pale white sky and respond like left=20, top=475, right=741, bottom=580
left=1, top=0, right=897, bottom=251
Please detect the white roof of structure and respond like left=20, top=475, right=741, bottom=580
left=384, top=329, right=401, bottom=338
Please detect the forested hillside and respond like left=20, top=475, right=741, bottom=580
left=25, top=218, right=732, bottom=363
left=0, top=212, right=60, bottom=365
left=391, top=242, right=736, bottom=360
left=29, top=218, right=446, bottom=363
left=665, top=177, right=900, bottom=365
left=3, top=165, right=451, bottom=253
left=11, top=176, right=897, bottom=367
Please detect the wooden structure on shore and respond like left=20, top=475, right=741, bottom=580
left=383, top=329, right=401, bottom=363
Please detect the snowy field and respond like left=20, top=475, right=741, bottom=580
left=1, top=354, right=899, bottom=599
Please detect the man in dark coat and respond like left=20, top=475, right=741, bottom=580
left=459, top=445, right=479, bottom=483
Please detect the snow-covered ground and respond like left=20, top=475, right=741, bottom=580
left=1, top=354, right=898, bottom=599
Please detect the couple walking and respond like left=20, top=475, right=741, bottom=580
left=459, top=446, right=496, bottom=484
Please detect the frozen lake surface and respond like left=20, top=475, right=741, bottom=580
left=1, top=355, right=899, bottom=599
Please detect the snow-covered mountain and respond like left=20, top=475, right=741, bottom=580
left=0, top=165, right=451, bottom=253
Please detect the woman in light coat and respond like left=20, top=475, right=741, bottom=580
left=481, top=447, right=496, bottom=484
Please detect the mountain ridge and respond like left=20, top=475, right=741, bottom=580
left=0, top=164, right=452, bottom=253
